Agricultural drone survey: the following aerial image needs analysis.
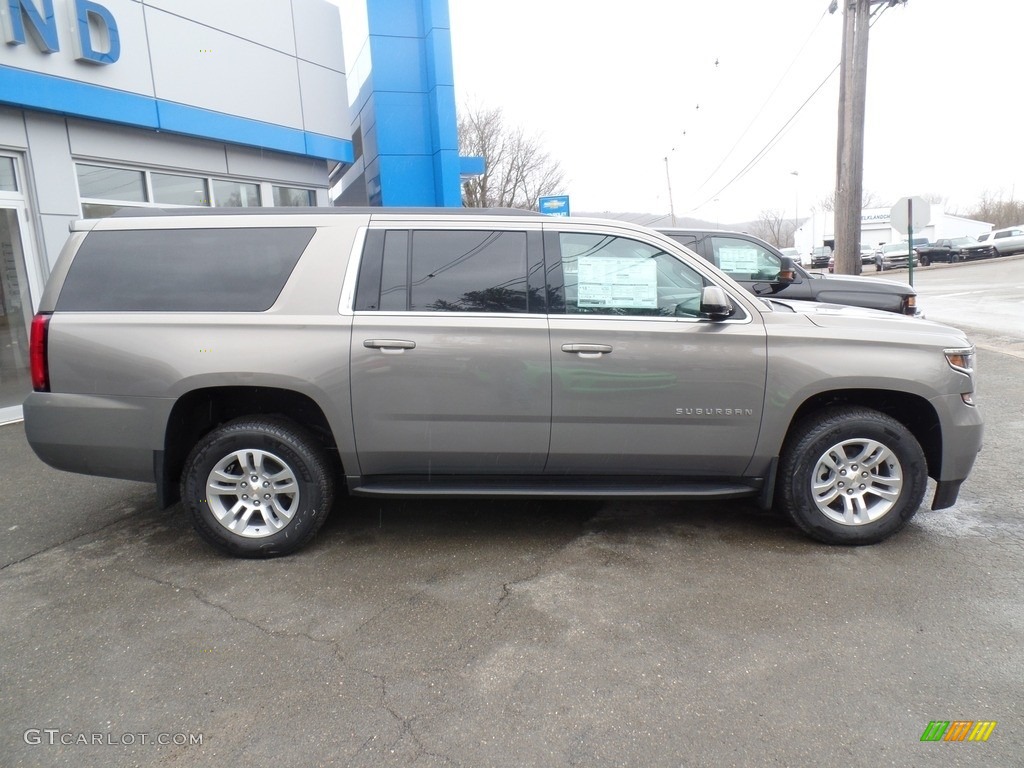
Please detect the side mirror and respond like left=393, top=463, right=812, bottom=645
left=778, top=257, right=797, bottom=283
left=700, top=285, right=735, bottom=320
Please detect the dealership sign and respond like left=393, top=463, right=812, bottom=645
left=539, top=195, right=570, bottom=216
left=1, top=0, right=119, bottom=64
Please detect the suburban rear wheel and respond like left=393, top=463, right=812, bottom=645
left=181, top=417, right=334, bottom=557
left=777, top=407, right=927, bottom=545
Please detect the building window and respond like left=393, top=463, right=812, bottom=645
left=76, top=164, right=147, bottom=202
left=212, top=180, right=261, bottom=208
left=273, top=186, right=316, bottom=206
left=75, top=163, right=321, bottom=218
left=151, top=172, right=210, bottom=206
left=0, top=157, right=16, bottom=192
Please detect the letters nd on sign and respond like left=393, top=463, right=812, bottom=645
left=1, top=0, right=120, bottom=65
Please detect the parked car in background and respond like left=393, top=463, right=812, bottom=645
left=779, top=247, right=801, bottom=264
left=988, top=225, right=1024, bottom=256
left=810, top=246, right=832, bottom=269
left=915, top=237, right=995, bottom=265
left=875, top=242, right=918, bottom=271
left=860, top=244, right=876, bottom=265
left=658, top=228, right=919, bottom=316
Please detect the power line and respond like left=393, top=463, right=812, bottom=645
left=692, top=2, right=892, bottom=212
left=693, top=8, right=830, bottom=196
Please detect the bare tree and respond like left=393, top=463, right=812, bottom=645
left=751, top=208, right=794, bottom=248
left=966, top=190, right=1024, bottom=229
left=458, top=104, right=566, bottom=209
left=819, top=188, right=882, bottom=212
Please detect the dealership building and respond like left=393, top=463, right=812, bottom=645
left=0, top=0, right=465, bottom=422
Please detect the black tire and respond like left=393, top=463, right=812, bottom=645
left=776, top=407, right=927, bottom=545
left=918, top=254, right=929, bottom=267
left=181, top=416, right=334, bottom=557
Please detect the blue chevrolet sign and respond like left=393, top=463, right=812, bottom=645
left=538, top=195, right=570, bottom=216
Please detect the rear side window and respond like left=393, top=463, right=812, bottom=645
left=355, top=229, right=538, bottom=313
left=56, top=228, right=314, bottom=311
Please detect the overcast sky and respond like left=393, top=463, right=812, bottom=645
left=337, top=1, right=1023, bottom=224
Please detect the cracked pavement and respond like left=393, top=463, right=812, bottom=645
left=2, top=334, right=1023, bottom=766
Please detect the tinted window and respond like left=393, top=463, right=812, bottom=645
left=663, top=232, right=698, bottom=251
left=409, top=231, right=528, bottom=312
left=380, top=231, right=409, bottom=311
left=557, top=233, right=706, bottom=317
left=57, top=228, right=314, bottom=311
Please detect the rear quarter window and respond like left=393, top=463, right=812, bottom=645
left=56, top=227, right=315, bottom=311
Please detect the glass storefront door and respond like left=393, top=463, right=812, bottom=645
left=0, top=204, right=35, bottom=423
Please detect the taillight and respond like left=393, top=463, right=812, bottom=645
left=903, top=295, right=918, bottom=316
left=30, top=313, right=51, bottom=392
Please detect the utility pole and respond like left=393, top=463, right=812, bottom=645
left=833, top=0, right=905, bottom=274
left=834, top=0, right=872, bottom=275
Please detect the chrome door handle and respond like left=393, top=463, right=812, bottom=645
left=364, top=339, right=416, bottom=353
left=561, top=343, right=612, bottom=358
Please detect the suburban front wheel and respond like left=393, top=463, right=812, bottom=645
left=777, top=407, right=927, bottom=545
left=181, top=417, right=334, bottom=557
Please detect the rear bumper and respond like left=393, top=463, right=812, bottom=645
left=23, top=392, right=172, bottom=483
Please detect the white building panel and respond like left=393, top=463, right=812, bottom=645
left=298, top=61, right=349, bottom=137
left=145, top=9, right=304, bottom=129
left=292, top=0, right=346, bottom=72
left=143, top=0, right=297, bottom=56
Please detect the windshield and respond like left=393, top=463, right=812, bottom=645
left=883, top=243, right=908, bottom=253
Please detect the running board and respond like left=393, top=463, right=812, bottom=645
left=350, top=475, right=761, bottom=500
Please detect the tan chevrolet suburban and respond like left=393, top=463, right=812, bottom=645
left=24, top=208, right=983, bottom=556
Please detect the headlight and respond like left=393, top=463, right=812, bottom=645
left=944, top=347, right=975, bottom=374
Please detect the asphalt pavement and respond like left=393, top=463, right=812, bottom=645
left=1, top=261, right=1022, bottom=767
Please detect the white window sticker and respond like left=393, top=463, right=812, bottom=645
left=577, top=256, right=658, bottom=308
left=718, top=246, right=759, bottom=272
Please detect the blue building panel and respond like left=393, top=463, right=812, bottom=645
left=362, top=0, right=464, bottom=207
left=377, top=154, right=435, bottom=206
left=365, top=0, right=424, bottom=38
left=373, top=91, right=433, bottom=155
left=0, top=65, right=353, bottom=162
left=459, top=156, right=485, bottom=176
left=428, top=84, right=458, bottom=151
left=424, top=28, right=453, bottom=87
left=304, top=131, right=355, bottom=163
left=0, top=65, right=158, bottom=127
left=157, top=101, right=307, bottom=156
left=422, top=0, right=450, bottom=30
left=431, top=149, right=462, bottom=207
left=368, top=35, right=428, bottom=93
